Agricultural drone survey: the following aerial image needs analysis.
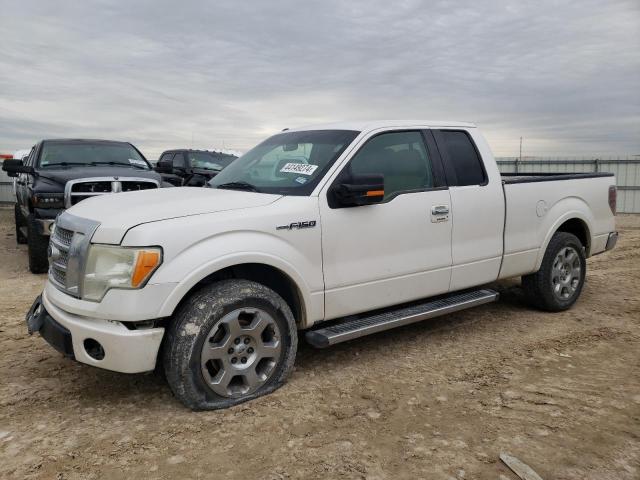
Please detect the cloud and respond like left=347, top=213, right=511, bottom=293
left=0, top=0, right=638, bottom=158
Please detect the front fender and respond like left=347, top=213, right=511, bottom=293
left=141, top=230, right=323, bottom=327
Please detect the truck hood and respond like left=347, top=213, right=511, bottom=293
left=65, top=187, right=283, bottom=244
left=36, top=166, right=162, bottom=193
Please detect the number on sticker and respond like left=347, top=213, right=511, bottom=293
left=280, top=163, right=318, bottom=175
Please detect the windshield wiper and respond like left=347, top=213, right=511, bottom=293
left=41, top=162, right=71, bottom=168
left=216, top=181, right=261, bottom=192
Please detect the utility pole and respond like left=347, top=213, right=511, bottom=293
left=519, top=136, right=523, bottom=162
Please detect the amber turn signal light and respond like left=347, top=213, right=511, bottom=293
left=365, top=190, right=384, bottom=197
left=132, top=250, right=161, bottom=287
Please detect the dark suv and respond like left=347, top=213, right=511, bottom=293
left=2, top=139, right=162, bottom=273
left=155, top=149, right=237, bottom=187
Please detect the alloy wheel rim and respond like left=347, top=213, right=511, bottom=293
left=551, top=246, right=582, bottom=300
left=200, top=308, right=282, bottom=398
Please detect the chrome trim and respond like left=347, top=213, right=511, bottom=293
left=431, top=205, right=450, bottom=215
left=48, top=212, right=100, bottom=298
left=64, top=177, right=160, bottom=208
left=306, top=289, right=499, bottom=348
left=35, top=218, right=55, bottom=236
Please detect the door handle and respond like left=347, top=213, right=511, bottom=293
left=431, top=205, right=449, bottom=215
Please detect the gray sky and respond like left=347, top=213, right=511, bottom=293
left=1, top=0, right=638, bottom=159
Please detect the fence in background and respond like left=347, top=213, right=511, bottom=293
left=2, top=157, right=639, bottom=212
left=496, top=156, right=640, bottom=213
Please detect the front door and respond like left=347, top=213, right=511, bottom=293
left=319, top=130, right=453, bottom=320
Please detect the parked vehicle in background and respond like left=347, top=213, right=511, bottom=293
left=24, top=121, right=618, bottom=410
left=155, top=149, right=237, bottom=186
left=2, top=139, right=162, bottom=273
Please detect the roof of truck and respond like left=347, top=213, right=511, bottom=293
left=286, top=120, right=477, bottom=132
left=41, top=138, right=133, bottom=144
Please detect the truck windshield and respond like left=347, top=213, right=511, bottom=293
left=208, top=130, right=359, bottom=195
left=188, top=152, right=236, bottom=171
left=38, top=142, right=150, bottom=169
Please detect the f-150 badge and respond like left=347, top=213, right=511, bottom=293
left=276, top=221, right=317, bottom=230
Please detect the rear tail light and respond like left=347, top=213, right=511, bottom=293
left=608, top=185, right=617, bottom=215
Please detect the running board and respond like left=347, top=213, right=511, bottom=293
left=305, top=289, right=499, bottom=348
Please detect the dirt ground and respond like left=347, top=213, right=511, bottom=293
left=0, top=207, right=638, bottom=480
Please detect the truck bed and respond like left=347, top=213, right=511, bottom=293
left=502, top=172, right=614, bottom=184
left=498, top=171, right=616, bottom=280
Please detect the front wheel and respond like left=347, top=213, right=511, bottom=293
left=14, top=204, right=27, bottom=244
left=163, top=279, right=297, bottom=410
left=27, top=215, right=50, bottom=274
left=522, top=232, right=586, bottom=311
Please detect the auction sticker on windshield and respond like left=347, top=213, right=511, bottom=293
left=280, top=163, right=318, bottom=175
left=129, top=158, right=147, bottom=167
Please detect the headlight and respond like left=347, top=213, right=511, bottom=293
left=33, top=193, right=65, bottom=209
left=82, top=245, right=162, bottom=301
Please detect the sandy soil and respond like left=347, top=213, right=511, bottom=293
left=0, top=207, right=638, bottom=480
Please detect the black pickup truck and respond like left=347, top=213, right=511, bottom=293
left=2, top=139, right=162, bottom=273
left=155, top=149, right=237, bottom=186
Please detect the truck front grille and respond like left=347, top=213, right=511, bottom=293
left=50, top=265, right=66, bottom=285
left=48, top=213, right=100, bottom=298
left=65, top=177, right=160, bottom=207
left=49, top=226, right=72, bottom=290
left=54, top=226, right=74, bottom=247
left=71, top=181, right=112, bottom=193
left=122, top=181, right=157, bottom=192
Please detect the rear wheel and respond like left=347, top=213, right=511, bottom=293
left=14, top=204, right=27, bottom=244
left=27, top=215, right=50, bottom=274
left=522, top=232, right=586, bottom=311
left=163, top=279, right=297, bottom=410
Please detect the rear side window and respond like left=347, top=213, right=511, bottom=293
left=159, top=153, right=173, bottom=163
left=172, top=152, right=186, bottom=168
left=438, top=130, right=486, bottom=186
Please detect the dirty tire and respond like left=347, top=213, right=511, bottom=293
left=14, top=204, right=27, bottom=244
left=522, top=232, right=586, bottom=312
left=27, top=214, right=49, bottom=274
left=163, top=279, right=298, bottom=411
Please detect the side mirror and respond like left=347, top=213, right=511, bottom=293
left=154, top=160, right=173, bottom=174
left=2, top=159, right=34, bottom=177
left=330, top=173, right=385, bottom=208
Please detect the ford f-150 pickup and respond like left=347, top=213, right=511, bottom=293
left=25, top=121, right=618, bottom=410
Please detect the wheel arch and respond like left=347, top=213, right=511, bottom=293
left=536, top=213, right=592, bottom=271
left=159, top=260, right=311, bottom=329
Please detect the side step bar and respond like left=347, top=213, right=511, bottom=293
left=305, top=288, right=499, bottom=348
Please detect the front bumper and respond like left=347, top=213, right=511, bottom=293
left=27, top=290, right=165, bottom=373
left=35, top=218, right=55, bottom=236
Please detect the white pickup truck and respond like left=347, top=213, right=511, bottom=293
left=26, top=120, right=618, bottom=410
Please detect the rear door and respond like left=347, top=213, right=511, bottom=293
left=432, top=129, right=504, bottom=290
left=319, top=129, right=453, bottom=320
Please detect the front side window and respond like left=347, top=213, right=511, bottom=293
left=347, top=131, right=434, bottom=200
left=209, top=130, right=359, bottom=195
left=188, top=152, right=236, bottom=171
left=38, top=142, right=149, bottom=169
